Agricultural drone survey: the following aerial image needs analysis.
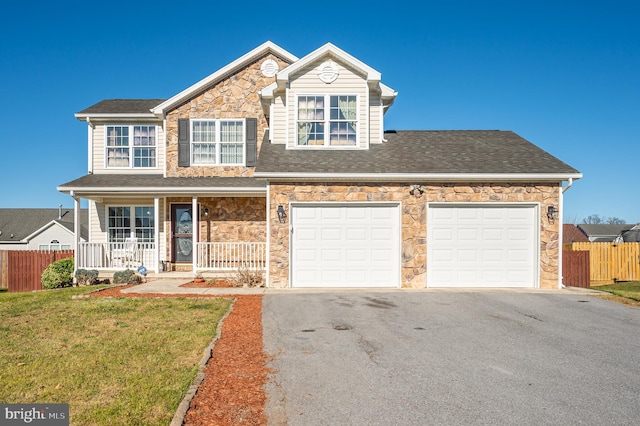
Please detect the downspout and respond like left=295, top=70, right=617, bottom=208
left=558, top=178, right=574, bottom=288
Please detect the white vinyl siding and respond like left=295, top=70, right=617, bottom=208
left=286, top=60, right=369, bottom=149
left=269, top=95, right=287, bottom=144
left=369, top=91, right=383, bottom=145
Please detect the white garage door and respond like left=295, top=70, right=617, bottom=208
left=291, top=204, right=400, bottom=288
left=427, top=204, right=537, bottom=288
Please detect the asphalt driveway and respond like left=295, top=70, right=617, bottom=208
left=263, top=290, right=640, bottom=425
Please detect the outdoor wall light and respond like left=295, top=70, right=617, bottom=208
left=277, top=205, right=287, bottom=223
left=547, top=205, right=558, bottom=223
left=202, top=207, right=209, bottom=217
left=409, top=184, right=424, bottom=197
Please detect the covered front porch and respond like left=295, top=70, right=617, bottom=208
left=57, top=174, right=268, bottom=275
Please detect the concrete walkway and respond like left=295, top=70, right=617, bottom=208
left=121, top=279, right=603, bottom=296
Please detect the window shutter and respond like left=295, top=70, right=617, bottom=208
left=245, top=117, right=258, bottom=167
left=178, top=119, right=190, bottom=167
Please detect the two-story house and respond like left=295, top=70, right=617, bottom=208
left=58, top=41, right=582, bottom=289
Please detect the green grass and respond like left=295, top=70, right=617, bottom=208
left=0, top=287, right=232, bottom=425
left=593, top=281, right=640, bottom=302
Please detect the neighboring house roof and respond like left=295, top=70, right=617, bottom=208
left=0, top=208, right=88, bottom=243
left=254, top=130, right=581, bottom=180
left=577, top=224, right=634, bottom=242
left=57, top=174, right=266, bottom=196
left=563, top=224, right=589, bottom=244
left=619, top=223, right=640, bottom=242
left=75, top=99, right=166, bottom=119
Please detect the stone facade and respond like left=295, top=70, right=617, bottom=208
left=164, top=53, right=292, bottom=178
left=268, top=182, right=561, bottom=289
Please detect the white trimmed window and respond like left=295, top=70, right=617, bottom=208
left=38, top=240, right=71, bottom=251
left=191, top=119, right=245, bottom=165
left=105, top=125, right=157, bottom=168
left=108, top=206, right=155, bottom=243
left=297, top=95, right=357, bottom=147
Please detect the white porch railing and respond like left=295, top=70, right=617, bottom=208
left=197, top=242, right=266, bottom=271
left=77, top=242, right=155, bottom=270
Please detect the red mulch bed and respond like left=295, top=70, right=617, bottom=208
left=89, top=285, right=267, bottom=425
left=181, top=278, right=235, bottom=288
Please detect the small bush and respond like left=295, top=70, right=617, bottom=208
left=75, top=269, right=99, bottom=286
left=228, top=266, right=264, bottom=288
left=113, top=269, right=143, bottom=285
left=41, top=257, right=74, bottom=289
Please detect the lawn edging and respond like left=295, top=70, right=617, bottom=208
left=170, top=297, right=237, bottom=426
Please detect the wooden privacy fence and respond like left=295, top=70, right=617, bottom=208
left=0, top=250, right=74, bottom=292
left=564, top=242, right=640, bottom=283
left=562, top=250, right=590, bottom=288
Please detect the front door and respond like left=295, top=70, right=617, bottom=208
left=172, top=204, right=194, bottom=263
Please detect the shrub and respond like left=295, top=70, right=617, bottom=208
left=113, top=269, right=143, bottom=285
left=75, top=269, right=99, bottom=286
left=41, top=257, right=74, bottom=289
left=228, top=266, right=264, bottom=288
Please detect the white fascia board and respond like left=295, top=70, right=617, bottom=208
left=277, top=42, right=382, bottom=83
left=152, top=41, right=298, bottom=115
left=259, top=81, right=278, bottom=98
left=253, top=172, right=584, bottom=182
left=74, top=113, right=158, bottom=121
left=380, top=82, right=398, bottom=99
left=56, top=186, right=267, bottom=196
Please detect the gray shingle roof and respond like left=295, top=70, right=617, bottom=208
left=255, top=130, right=580, bottom=177
left=76, top=99, right=166, bottom=115
left=577, top=224, right=633, bottom=240
left=0, top=209, right=88, bottom=242
left=58, top=174, right=266, bottom=193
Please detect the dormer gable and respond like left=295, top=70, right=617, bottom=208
left=260, top=43, right=397, bottom=149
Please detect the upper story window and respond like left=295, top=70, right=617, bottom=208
left=106, top=125, right=156, bottom=168
left=297, top=95, right=357, bottom=147
left=191, top=120, right=245, bottom=165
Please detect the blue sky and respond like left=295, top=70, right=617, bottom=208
left=1, top=1, right=638, bottom=224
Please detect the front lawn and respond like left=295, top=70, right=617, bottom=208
left=592, top=281, right=640, bottom=306
left=0, top=287, right=232, bottom=425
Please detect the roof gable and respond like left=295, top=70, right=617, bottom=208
left=277, top=42, right=381, bottom=84
left=152, top=41, right=298, bottom=115
left=0, top=209, right=88, bottom=242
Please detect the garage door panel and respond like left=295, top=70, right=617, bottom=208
left=320, top=249, right=342, bottom=262
left=458, top=228, right=479, bottom=241
left=428, top=205, right=537, bottom=288
left=483, top=228, right=504, bottom=240
left=292, top=204, right=399, bottom=288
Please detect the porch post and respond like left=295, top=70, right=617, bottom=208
left=154, top=196, right=160, bottom=273
left=192, top=196, right=198, bottom=274
left=73, top=196, right=81, bottom=276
